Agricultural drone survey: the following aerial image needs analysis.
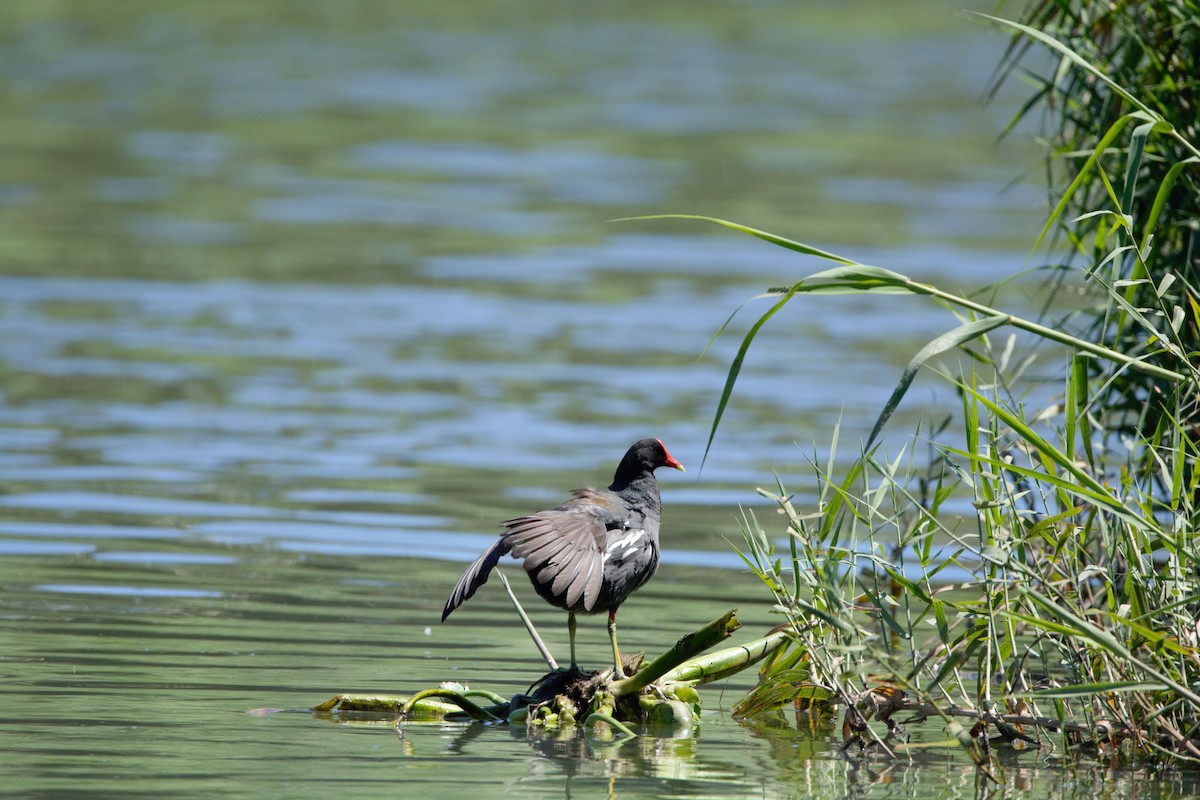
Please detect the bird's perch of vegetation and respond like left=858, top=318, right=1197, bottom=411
left=311, top=609, right=790, bottom=732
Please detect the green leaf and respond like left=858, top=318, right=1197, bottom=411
left=866, top=315, right=1008, bottom=450
left=701, top=288, right=797, bottom=469
left=1024, top=680, right=1168, bottom=699
left=1121, top=121, right=1155, bottom=214
left=731, top=667, right=827, bottom=718
left=996, top=608, right=1089, bottom=642
left=1071, top=354, right=1095, bottom=465
left=1021, top=587, right=1129, bottom=654
left=795, top=598, right=859, bottom=637
left=1139, top=156, right=1200, bottom=255
left=880, top=564, right=932, bottom=604
left=944, top=375, right=1164, bottom=538
left=865, top=588, right=911, bottom=640
left=1031, top=114, right=1135, bottom=252
left=1108, top=614, right=1196, bottom=657
left=932, top=598, right=951, bottom=644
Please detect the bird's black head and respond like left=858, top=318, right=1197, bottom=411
left=614, top=438, right=685, bottom=483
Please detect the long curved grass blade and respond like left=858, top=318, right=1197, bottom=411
left=653, top=212, right=1185, bottom=470
left=974, top=13, right=1160, bottom=120
left=1139, top=156, right=1200, bottom=254
left=613, top=214, right=858, bottom=265
left=865, top=315, right=1009, bottom=451
left=1110, top=614, right=1196, bottom=657
left=1029, top=114, right=1135, bottom=252
left=629, top=214, right=1186, bottom=379
left=1121, top=121, right=1155, bottom=214
left=702, top=288, right=797, bottom=469
left=698, top=290, right=785, bottom=361
left=700, top=264, right=921, bottom=468
left=1022, top=587, right=1135, bottom=654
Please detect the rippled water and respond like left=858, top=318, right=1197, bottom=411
left=4, top=1, right=1179, bottom=798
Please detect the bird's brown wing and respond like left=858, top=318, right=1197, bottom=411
left=503, top=488, right=623, bottom=613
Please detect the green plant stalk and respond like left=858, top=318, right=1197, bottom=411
left=659, top=629, right=790, bottom=685
left=656, top=214, right=1190, bottom=384
left=583, top=711, right=638, bottom=738
left=610, top=610, right=742, bottom=697
left=311, top=693, right=460, bottom=717
left=402, top=688, right=503, bottom=722
left=892, top=274, right=1187, bottom=385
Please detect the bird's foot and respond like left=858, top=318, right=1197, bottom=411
left=608, top=652, right=643, bottom=681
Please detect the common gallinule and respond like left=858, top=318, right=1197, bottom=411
left=442, top=438, right=684, bottom=678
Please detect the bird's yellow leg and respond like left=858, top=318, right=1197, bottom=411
left=608, top=610, right=626, bottom=679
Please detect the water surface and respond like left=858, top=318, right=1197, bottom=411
left=0, top=1, right=1163, bottom=798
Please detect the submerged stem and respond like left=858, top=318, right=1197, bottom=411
left=498, top=570, right=558, bottom=671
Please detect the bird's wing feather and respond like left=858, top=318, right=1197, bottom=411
left=580, top=552, right=603, bottom=610
left=567, top=548, right=602, bottom=610
left=441, top=537, right=511, bottom=621
left=550, top=544, right=588, bottom=597
left=501, top=488, right=624, bottom=612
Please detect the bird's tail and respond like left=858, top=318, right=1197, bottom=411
left=441, top=538, right=510, bottom=622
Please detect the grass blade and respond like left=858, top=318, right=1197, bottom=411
left=974, top=13, right=1160, bottom=120
left=865, top=315, right=1008, bottom=451
left=614, top=214, right=857, bottom=264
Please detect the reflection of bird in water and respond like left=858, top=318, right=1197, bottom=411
left=442, top=438, right=684, bottom=678
left=512, top=724, right=702, bottom=794
left=401, top=714, right=763, bottom=797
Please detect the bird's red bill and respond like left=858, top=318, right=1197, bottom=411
left=657, top=439, right=686, bottom=472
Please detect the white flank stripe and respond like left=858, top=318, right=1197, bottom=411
left=604, top=529, right=645, bottom=563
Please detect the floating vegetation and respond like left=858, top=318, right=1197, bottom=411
left=313, top=609, right=788, bottom=737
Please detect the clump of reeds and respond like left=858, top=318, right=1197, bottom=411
left=651, top=3, right=1200, bottom=771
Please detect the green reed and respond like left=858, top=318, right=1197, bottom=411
left=635, top=3, right=1200, bottom=767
